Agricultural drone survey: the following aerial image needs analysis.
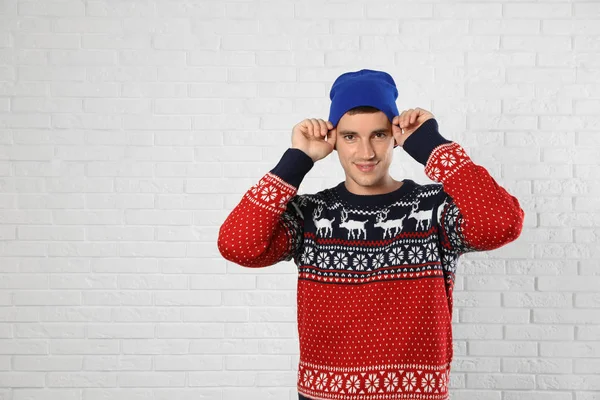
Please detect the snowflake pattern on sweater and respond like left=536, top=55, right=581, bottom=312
left=218, top=119, right=525, bottom=400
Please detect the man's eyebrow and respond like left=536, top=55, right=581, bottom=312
left=338, top=128, right=389, bottom=134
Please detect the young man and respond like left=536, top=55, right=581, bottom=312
left=218, top=69, right=525, bottom=400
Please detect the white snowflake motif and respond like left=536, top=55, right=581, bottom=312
left=388, top=247, right=403, bottom=265
left=450, top=230, right=461, bottom=244
left=329, top=374, right=343, bottom=392
left=353, top=253, right=368, bottom=271
left=408, top=246, right=423, bottom=264
left=302, top=369, right=314, bottom=388
left=315, top=372, right=328, bottom=390
left=365, top=373, right=379, bottom=393
left=333, top=252, right=348, bottom=270
left=446, top=204, right=459, bottom=226
left=372, top=253, right=384, bottom=269
left=278, top=193, right=291, bottom=209
left=425, top=242, right=437, bottom=261
left=442, top=254, right=457, bottom=274
left=260, top=185, right=277, bottom=202
left=439, top=370, right=449, bottom=392
left=384, top=371, right=399, bottom=392
left=440, top=153, right=456, bottom=167
left=455, top=147, right=466, bottom=158
left=301, top=247, right=314, bottom=265
left=345, top=375, right=361, bottom=393
left=442, top=253, right=452, bottom=264
left=402, top=371, right=416, bottom=391
left=254, top=178, right=268, bottom=193
left=430, top=166, right=441, bottom=180
left=422, top=373, right=436, bottom=392
left=317, top=252, right=330, bottom=269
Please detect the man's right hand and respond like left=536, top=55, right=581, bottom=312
left=291, top=118, right=337, bottom=163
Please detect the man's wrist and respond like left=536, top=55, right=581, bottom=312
left=402, top=119, right=452, bottom=166
left=291, top=147, right=317, bottom=163
left=270, top=148, right=315, bottom=187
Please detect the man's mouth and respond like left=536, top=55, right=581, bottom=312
left=355, top=162, right=378, bottom=172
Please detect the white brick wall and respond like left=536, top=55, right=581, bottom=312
left=1, top=0, right=599, bottom=399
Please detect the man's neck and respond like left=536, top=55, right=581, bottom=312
left=344, top=177, right=403, bottom=196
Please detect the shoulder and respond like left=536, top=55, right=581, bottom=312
left=286, top=187, right=329, bottom=219
left=410, top=181, right=455, bottom=210
left=295, top=184, right=333, bottom=203
left=413, top=181, right=445, bottom=199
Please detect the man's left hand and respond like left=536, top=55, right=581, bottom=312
left=392, top=108, right=434, bottom=147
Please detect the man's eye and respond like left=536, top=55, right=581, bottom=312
left=344, top=133, right=386, bottom=140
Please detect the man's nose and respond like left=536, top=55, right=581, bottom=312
left=359, top=140, right=375, bottom=159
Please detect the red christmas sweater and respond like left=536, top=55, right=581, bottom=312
left=218, top=119, right=525, bottom=400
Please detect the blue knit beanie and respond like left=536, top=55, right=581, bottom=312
left=328, top=69, right=400, bottom=147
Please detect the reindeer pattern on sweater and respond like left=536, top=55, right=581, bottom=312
left=282, top=181, right=473, bottom=285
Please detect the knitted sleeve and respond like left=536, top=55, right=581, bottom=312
left=435, top=192, right=480, bottom=256
left=403, top=119, right=525, bottom=255
left=217, top=148, right=313, bottom=268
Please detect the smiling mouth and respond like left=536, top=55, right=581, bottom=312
left=355, top=162, right=378, bottom=172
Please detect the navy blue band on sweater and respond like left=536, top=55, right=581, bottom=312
left=270, top=148, right=314, bottom=188
left=334, top=179, right=417, bottom=207
left=401, top=118, right=453, bottom=166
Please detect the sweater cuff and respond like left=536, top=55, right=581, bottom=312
left=402, top=118, right=453, bottom=166
left=269, top=148, right=314, bottom=188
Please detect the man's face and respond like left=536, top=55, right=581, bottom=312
left=335, top=110, right=396, bottom=193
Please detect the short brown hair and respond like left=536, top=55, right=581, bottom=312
left=346, top=105, right=381, bottom=115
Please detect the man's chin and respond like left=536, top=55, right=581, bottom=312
left=353, top=174, right=379, bottom=185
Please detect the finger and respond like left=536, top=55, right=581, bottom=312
left=326, top=121, right=333, bottom=142
left=317, top=119, right=328, bottom=137
left=314, top=119, right=324, bottom=138
left=304, top=120, right=313, bottom=138
left=405, top=109, right=414, bottom=127
left=309, top=118, right=320, bottom=138
left=327, top=127, right=337, bottom=146
left=300, top=120, right=310, bottom=136
left=403, top=110, right=411, bottom=128
left=399, top=110, right=408, bottom=128
left=411, top=108, right=420, bottom=124
left=314, top=119, right=322, bottom=137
